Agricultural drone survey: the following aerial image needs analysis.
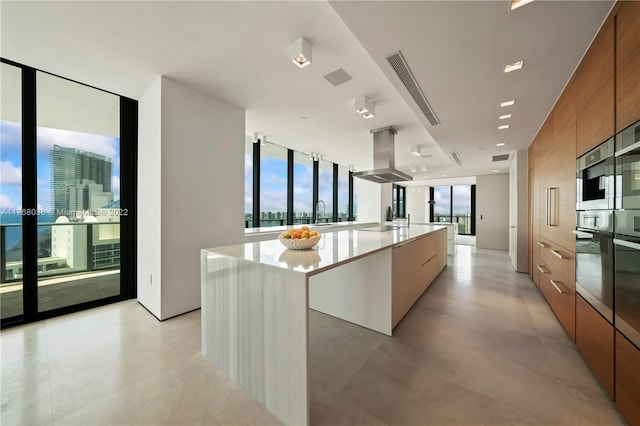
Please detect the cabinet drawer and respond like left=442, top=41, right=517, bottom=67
left=537, top=239, right=576, bottom=341
left=539, top=273, right=576, bottom=341
left=616, top=330, right=640, bottom=426
left=538, top=239, right=575, bottom=292
left=576, top=295, right=614, bottom=398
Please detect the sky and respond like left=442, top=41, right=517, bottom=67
left=245, top=149, right=349, bottom=217
left=434, top=185, right=472, bottom=216
left=0, top=120, right=120, bottom=214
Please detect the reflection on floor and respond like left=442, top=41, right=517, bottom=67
left=1, top=246, right=624, bottom=425
left=0, top=271, right=120, bottom=319
left=454, top=234, right=476, bottom=246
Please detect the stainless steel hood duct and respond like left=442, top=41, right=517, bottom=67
left=353, top=126, right=413, bottom=184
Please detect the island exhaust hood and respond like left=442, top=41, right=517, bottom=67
left=353, top=126, right=413, bottom=184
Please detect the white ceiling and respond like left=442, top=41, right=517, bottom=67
left=1, top=0, right=613, bottom=185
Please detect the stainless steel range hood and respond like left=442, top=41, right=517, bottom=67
left=353, top=126, right=413, bottom=184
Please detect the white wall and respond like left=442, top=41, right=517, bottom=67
left=476, top=173, right=509, bottom=250
left=137, top=77, right=163, bottom=318
left=138, top=76, right=245, bottom=320
left=406, top=186, right=427, bottom=222
left=509, top=150, right=529, bottom=272
left=355, top=179, right=382, bottom=222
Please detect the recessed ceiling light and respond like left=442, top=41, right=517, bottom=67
left=494, top=169, right=500, bottom=173
left=410, top=146, right=421, bottom=156
left=300, top=116, right=307, bottom=120
left=421, top=165, right=427, bottom=172
left=504, top=60, right=524, bottom=73
left=355, top=96, right=375, bottom=119
left=290, top=37, right=312, bottom=68
left=499, top=114, right=512, bottom=120
left=411, top=166, right=417, bottom=173
left=498, top=125, right=510, bottom=130
left=500, top=100, right=515, bottom=107
left=496, top=142, right=506, bottom=147
left=442, top=174, right=447, bottom=177
left=511, top=0, right=535, bottom=10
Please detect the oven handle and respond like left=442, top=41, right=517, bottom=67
left=549, top=280, right=565, bottom=294
left=614, top=238, right=640, bottom=250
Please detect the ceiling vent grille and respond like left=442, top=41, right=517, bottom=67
left=492, top=154, right=510, bottom=162
left=386, top=51, right=440, bottom=126
left=450, top=152, right=463, bottom=168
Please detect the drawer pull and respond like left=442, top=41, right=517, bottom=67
left=550, top=280, right=564, bottom=294
left=550, top=249, right=564, bottom=259
left=536, top=265, right=549, bottom=274
left=421, top=254, right=437, bottom=267
left=537, top=241, right=546, bottom=248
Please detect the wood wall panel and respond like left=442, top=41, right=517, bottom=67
left=616, top=331, right=640, bottom=426
left=616, top=0, right=640, bottom=131
left=576, top=17, right=615, bottom=156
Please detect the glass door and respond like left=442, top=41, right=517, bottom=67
left=35, top=72, right=122, bottom=312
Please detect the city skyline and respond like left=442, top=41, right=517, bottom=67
left=0, top=120, right=120, bottom=214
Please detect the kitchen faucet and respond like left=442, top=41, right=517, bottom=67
left=315, top=200, right=326, bottom=225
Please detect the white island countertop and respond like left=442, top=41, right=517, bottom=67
left=205, top=223, right=447, bottom=275
left=201, top=223, right=448, bottom=425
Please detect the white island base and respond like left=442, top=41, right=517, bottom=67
left=201, top=225, right=447, bottom=425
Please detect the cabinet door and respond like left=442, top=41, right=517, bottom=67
left=550, top=81, right=577, bottom=252
left=616, top=331, right=640, bottom=426
left=576, top=17, right=615, bottom=156
left=576, top=296, right=614, bottom=399
left=616, top=0, right=640, bottom=132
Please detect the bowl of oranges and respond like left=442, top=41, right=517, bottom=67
left=279, top=226, right=321, bottom=250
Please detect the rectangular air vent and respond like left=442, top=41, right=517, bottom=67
left=450, top=152, right=463, bottom=168
left=386, top=51, right=440, bottom=126
left=493, top=154, right=510, bottom=162
left=323, top=68, right=352, bottom=87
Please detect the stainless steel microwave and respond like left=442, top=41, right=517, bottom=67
left=615, top=119, right=640, bottom=210
left=576, top=138, right=615, bottom=211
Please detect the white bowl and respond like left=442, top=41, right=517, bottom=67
left=279, top=234, right=321, bottom=250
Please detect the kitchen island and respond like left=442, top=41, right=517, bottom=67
left=201, top=224, right=447, bottom=425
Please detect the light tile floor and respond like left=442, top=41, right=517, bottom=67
left=1, top=246, right=625, bottom=425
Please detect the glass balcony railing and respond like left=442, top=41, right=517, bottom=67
left=433, top=214, right=473, bottom=235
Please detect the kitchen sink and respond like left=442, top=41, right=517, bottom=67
left=359, top=225, right=401, bottom=232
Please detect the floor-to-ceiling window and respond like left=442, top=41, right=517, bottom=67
left=259, top=142, right=288, bottom=227
left=0, top=59, right=137, bottom=327
left=293, top=151, right=313, bottom=224
left=431, top=184, right=475, bottom=235
left=318, top=159, right=333, bottom=223
left=392, top=184, right=406, bottom=219
left=337, top=165, right=349, bottom=222
left=0, top=62, right=23, bottom=319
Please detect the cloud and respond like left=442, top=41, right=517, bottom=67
left=0, top=161, right=22, bottom=184
left=0, top=193, right=19, bottom=210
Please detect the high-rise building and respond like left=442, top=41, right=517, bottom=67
left=51, top=145, right=112, bottom=215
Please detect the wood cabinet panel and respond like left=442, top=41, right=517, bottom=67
left=576, top=17, right=615, bottom=156
left=392, top=229, right=447, bottom=328
left=616, top=0, right=640, bottom=131
left=576, top=295, right=614, bottom=399
left=616, top=331, right=640, bottom=426
left=529, top=138, right=540, bottom=286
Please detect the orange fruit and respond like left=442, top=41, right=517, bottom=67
left=291, top=231, right=302, bottom=239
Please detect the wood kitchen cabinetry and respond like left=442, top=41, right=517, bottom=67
left=616, top=331, right=640, bottom=426
left=576, top=16, right=615, bottom=156
left=616, top=0, right=640, bottom=132
left=537, top=238, right=576, bottom=341
left=392, top=228, right=447, bottom=328
left=576, top=295, right=614, bottom=398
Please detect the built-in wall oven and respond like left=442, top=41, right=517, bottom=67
left=577, top=138, right=615, bottom=211
left=575, top=211, right=614, bottom=322
left=615, top=119, right=640, bottom=210
left=614, top=210, right=640, bottom=348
